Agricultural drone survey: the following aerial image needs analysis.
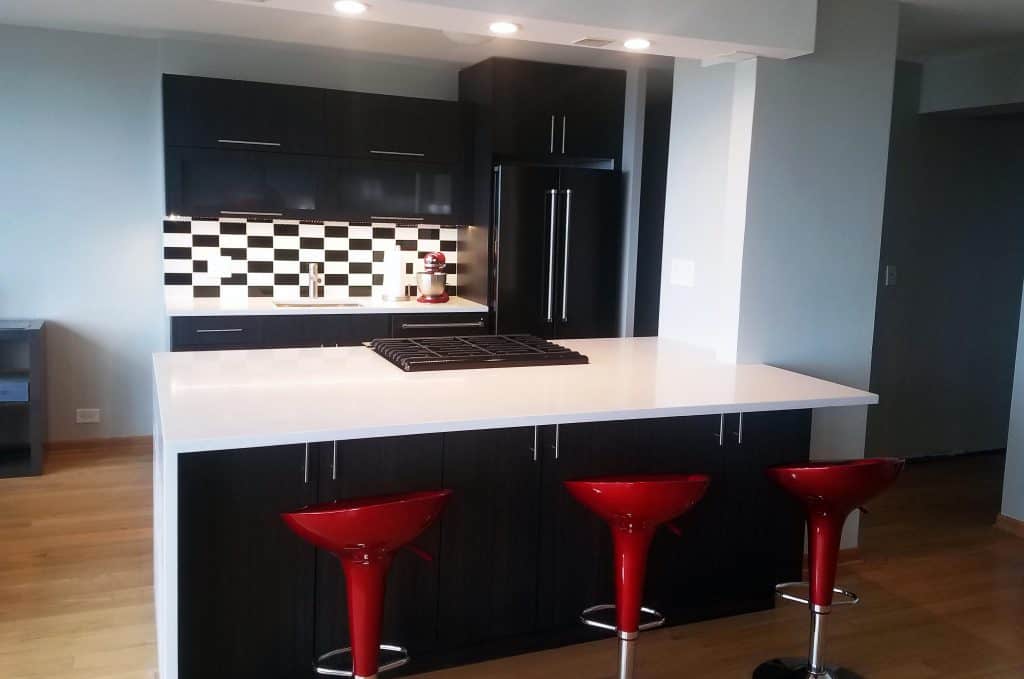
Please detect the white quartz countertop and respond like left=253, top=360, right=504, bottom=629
left=164, top=295, right=488, bottom=316
left=153, top=337, right=877, bottom=454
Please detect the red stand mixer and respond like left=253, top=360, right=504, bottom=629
left=416, top=252, right=450, bottom=304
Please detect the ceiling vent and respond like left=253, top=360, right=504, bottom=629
left=573, top=38, right=614, bottom=48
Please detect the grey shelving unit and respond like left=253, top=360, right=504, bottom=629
left=0, top=320, right=45, bottom=477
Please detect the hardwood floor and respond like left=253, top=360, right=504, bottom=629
left=0, top=445, right=1021, bottom=678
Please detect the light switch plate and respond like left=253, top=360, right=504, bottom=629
left=76, top=408, right=101, bottom=424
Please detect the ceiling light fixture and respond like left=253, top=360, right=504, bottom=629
left=624, top=38, right=652, bottom=51
left=334, top=1, right=368, bottom=15
left=489, top=21, right=520, bottom=35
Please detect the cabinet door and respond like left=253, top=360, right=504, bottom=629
left=437, top=428, right=541, bottom=648
left=163, top=75, right=325, bottom=154
left=491, top=60, right=568, bottom=157
left=391, top=313, right=488, bottom=338
left=324, top=158, right=458, bottom=224
left=326, top=91, right=463, bottom=163
left=262, top=314, right=391, bottom=348
left=536, top=421, right=647, bottom=632
left=558, top=67, right=626, bottom=162
left=554, top=168, right=623, bottom=339
left=165, top=147, right=324, bottom=220
left=315, top=435, right=445, bottom=672
left=178, top=445, right=317, bottom=679
left=171, top=316, right=263, bottom=351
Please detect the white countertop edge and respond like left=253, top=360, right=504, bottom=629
left=162, top=395, right=878, bottom=455
left=164, top=296, right=488, bottom=317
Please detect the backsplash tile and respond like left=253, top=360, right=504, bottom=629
left=163, top=218, right=461, bottom=299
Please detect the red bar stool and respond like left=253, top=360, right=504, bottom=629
left=565, top=474, right=711, bottom=679
left=754, top=458, right=904, bottom=679
left=282, top=489, right=452, bottom=679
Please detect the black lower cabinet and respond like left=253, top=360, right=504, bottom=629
left=314, top=436, right=445, bottom=677
left=177, top=412, right=810, bottom=676
left=178, top=445, right=316, bottom=679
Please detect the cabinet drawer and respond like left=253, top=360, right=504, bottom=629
left=391, top=313, right=488, bottom=338
left=171, top=316, right=262, bottom=351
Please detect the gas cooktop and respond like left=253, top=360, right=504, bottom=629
left=368, top=334, right=589, bottom=372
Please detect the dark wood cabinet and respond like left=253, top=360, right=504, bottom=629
left=163, top=75, right=325, bottom=154
left=324, top=158, right=460, bottom=224
left=461, top=58, right=626, bottom=164
left=171, top=315, right=264, bottom=351
left=165, top=147, right=325, bottom=220
left=178, top=444, right=317, bottom=679
left=390, top=313, right=488, bottom=338
left=326, top=91, right=464, bottom=163
left=438, top=428, right=541, bottom=649
left=261, top=314, right=391, bottom=348
left=314, top=436, right=445, bottom=673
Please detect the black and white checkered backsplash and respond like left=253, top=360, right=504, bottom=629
left=163, top=218, right=462, bottom=299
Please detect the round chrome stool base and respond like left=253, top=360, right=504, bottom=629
left=753, top=658, right=864, bottom=679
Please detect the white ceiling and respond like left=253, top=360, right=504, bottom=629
left=899, top=0, right=1024, bottom=58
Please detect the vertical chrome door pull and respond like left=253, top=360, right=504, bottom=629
left=561, top=189, right=572, bottom=323
left=734, top=413, right=744, bottom=445
left=549, top=115, right=556, bottom=153
left=554, top=424, right=561, bottom=460
left=531, top=426, right=539, bottom=462
left=715, top=414, right=725, bottom=446
left=546, top=190, right=558, bottom=323
left=331, top=441, right=338, bottom=480
left=303, top=443, right=310, bottom=484
left=561, top=115, right=567, bottom=154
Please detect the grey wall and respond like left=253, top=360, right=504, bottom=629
left=0, top=23, right=462, bottom=441
left=1002, top=289, right=1024, bottom=521
left=919, top=45, right=1024, bottom=114
left=867, top=62, right=1024, bottom=459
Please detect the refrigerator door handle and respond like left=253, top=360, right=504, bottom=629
left=561, top=189, right=572, bottom=323
left=546, top=189, right=558, bottom=323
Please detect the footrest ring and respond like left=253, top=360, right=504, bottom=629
left=580, top=603, right=666, bottom=633
left=314, top=644, right=410, bottom=677
left=774, top=582, right=860, bottom=607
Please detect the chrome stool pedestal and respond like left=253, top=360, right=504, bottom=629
left=315, top=644, right=410, bottom=679
left=581, top=604, right=665, bottom=679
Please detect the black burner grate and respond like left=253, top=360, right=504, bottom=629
left=368, top=334, right=589, bottom=372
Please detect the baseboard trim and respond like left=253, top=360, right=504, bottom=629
left=46, top=435, right=153, bottom=452
left=996, top=514, right=1024, bottom=539
left=906, top=448, right=1006, bottom=464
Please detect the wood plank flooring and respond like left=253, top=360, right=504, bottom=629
left=0, top=445, right=1021, bottom=678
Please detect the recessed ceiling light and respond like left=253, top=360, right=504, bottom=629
left=334, top=1, right=368, bottom=15
left=489, top=21, right=520, bottom=35
left=624, top=38, right=652, bottom=51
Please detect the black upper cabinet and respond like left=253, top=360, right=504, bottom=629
left=326, top=91, right=464, bottom=163
left=165, top=147, right=324, bottom=219
left=163, top=75, right=325, bottom=154
left=324, top=158, right=458, bottom=224
left=461, top=58, right=626, bottom=164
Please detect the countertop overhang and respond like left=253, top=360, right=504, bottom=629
left=164, top=295, right=489, bottom=317
left=153, top=337, right=877, bottom=455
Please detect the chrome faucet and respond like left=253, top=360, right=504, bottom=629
left=308, top=262, right=323, bottom=299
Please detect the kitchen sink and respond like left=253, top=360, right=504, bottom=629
left=272, top=299, right=363, bottom=308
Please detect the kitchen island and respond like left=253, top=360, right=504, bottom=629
left=153, top=337, right=876, bottom=679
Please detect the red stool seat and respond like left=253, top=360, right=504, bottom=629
left=283, top=489, right=451, bottom=679
left=566, top=474, right=710, bottom=679
left=755, top=458, right=903, bottom=679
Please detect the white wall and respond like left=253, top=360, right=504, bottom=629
left=659, top=0, right=899, bottom=547
left=1003, top=289, right=1024, bottom=522
left=919, top=45, right=1024, bottom=114
left=0, top=23, right=463, bottom=441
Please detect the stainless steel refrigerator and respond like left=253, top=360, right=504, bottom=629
left=491, top=164, right=622, bottom=339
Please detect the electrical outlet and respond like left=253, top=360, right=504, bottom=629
left=76, top=408, right=101, bottom=424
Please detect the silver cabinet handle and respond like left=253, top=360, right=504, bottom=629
left=217, top=139, right=281, bottom=147
left=331, top=441, right=338, bottom=481
left=561, top=115, right=567, bottom=154
left=715, top=414, right=725, bottom=446
left=400, top=321, right=485, bottom=330
left=531, top=426, right=539, bottom=462
left=195, top=328, right=244, bottom=334
left=561, top=189, right=572, bottom=323
left=370, top=216, right=425, bottom=222
left=549, top=115, right=555, bottom=154
left=734, top=412, right=744, bottom=445
left=303, top=443, right=310, bottom=485
left=554, top=424, right=561, bottom=460
left=220, top=210, right=283, bottom=217
left=546, top=190, right=558, bottom=323
left=370, top=150, right=426, bottom=157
